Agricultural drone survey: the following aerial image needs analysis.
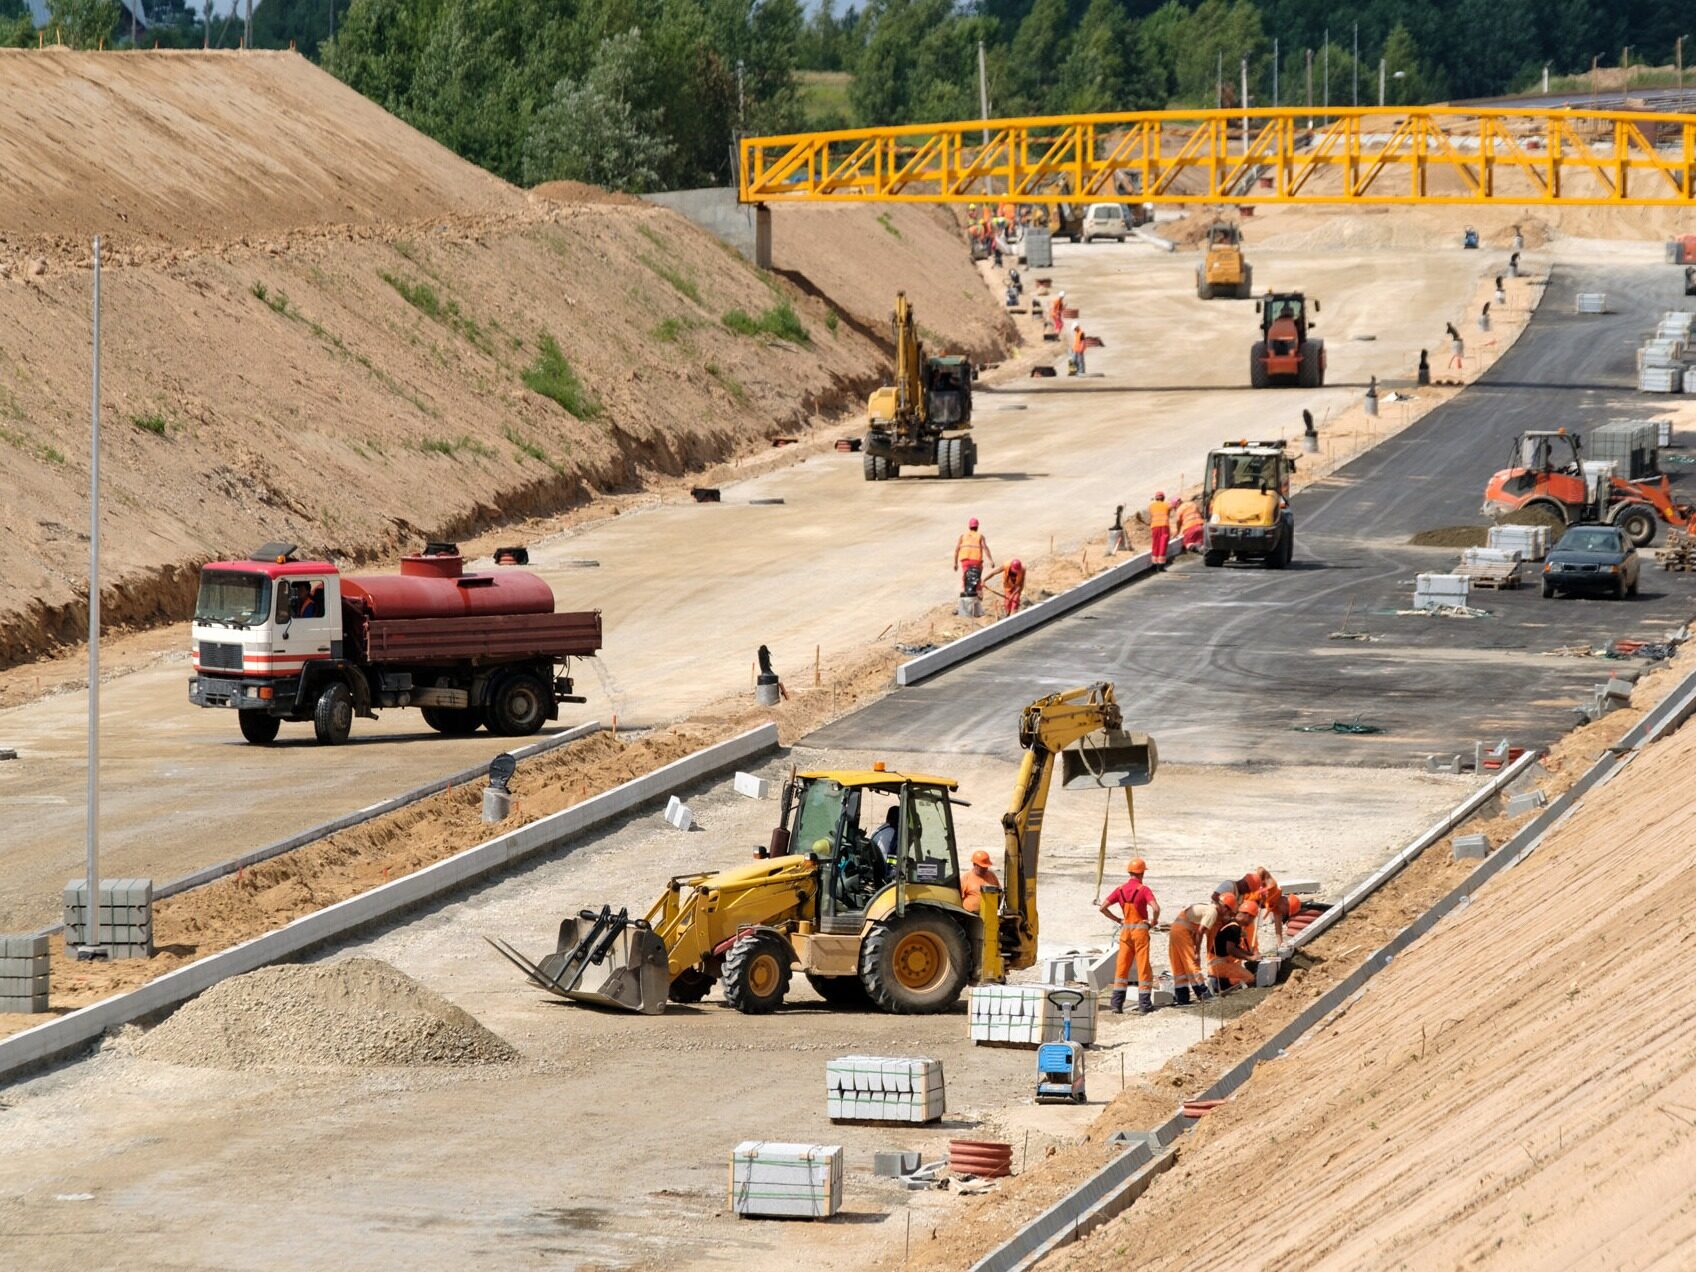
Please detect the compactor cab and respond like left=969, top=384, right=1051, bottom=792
left=1251, top=292, right=1324, bottom=388
left=1201, top=440, right=1296, bottom=568
left=1198, top=221, right=1251, bottom=299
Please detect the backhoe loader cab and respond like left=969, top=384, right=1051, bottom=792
left=1251, top=292, right=1324, bottom=387
left=1482, top=428, right=1694, bottom=547
left=1202, top=440, right=1296, bottom=568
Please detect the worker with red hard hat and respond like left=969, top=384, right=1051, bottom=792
left=954, top=516, right=995, bottom=599
left=984, top=558, right=1026, bottom=617
left=958, top=848, right=1000, bottom=914
left=1099, top=858, right=1160, bottom=1014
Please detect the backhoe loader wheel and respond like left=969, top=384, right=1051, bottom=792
left=805, top=972, right=870, bottom=1008
left=668, top=967, right=716, bottom=1004
left=1610, top=504, right=1656, bottom=548
left=859, top=912, right=969, bottom=1014
left=723, top=931, right=793, bottom=1014
left=938, top=437, right=961, bottom=479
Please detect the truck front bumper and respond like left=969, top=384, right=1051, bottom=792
left=1206, top=525, right=1280, bottom=553
left=190, top=675, right=299, bottom=712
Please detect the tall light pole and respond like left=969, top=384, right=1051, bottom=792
left=1678, top=36, right=1686, bottom=92
left=1352, top=23, right=1359, bottom=107
left=1216, top=50, right=1223, bottom=110
left=1272, top=37, right=1279, bottom=108
left=1323, top=28, right=1330, bottom=110
left=1306, top=47, right=1313, bottom=128
left=1241, top=55, right=1249, bottom=155
left=1379, top=57, right=1385, bottom=107
left=80, top=237, right=103, bottom=960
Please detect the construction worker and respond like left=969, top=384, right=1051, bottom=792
left=954, top=516, right=994, bottom=597
left=958, top=849, right=1000, bottom=913
left=986, top=558, right=1025, bottom=616
left=1235, top=897, right=1261, bottom=956
left=1070, top=322, right=1087, bottom=376
left=1175, top=495, right=1205, bottom=554
left=1166, top=897, right=1222, bottom=1005
left=1148, top=491, right=1170, bottom=567
left=870, top=805, right=900, bottom=869
left=1099, top=858, right=1160, bottom=1014
left=1208, top=903, right=1257, bottom=993
left=1049, top=291, right=1066, bottom=335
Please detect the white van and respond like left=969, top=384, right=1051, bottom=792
left=1082, top=203, right=1130, bottom=243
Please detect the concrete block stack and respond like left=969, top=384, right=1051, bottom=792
left=0, top=934, right=50, bottom=1013
left=826, top=1055, right=945, bottom=1124
left=1587, top=420, right=1660, bottom=479
left=63, top=879, right=153, bottom=959
left=1637, top=312, right=1694, bottom=393
left=1414, top=573, right=1471, bottom=611
left=1453, top=833, right=1491, bottom=860
left=663, top=796, right=694, bottom=831
left=1488, top=524, right=1548, bottom=560
left=732, top=771, right=770, bottom=800
left=1575, top=292, right=1607, bottom=314
left=969, top=983, right=1097, bottom=1047
left=729, top=1142, right=844, bottom=1219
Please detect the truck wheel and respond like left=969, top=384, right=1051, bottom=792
left=859, top=911, right=969, bottom=1014
left=421, top=706, right=481, bottom=735
left=1203, top=549, right=1227, bottom=568
left=723, top=931, right=792, bottom=1014
left=805, top=972, right=871, bottom=1008
left=486, top=672, right=549, bottom=736
left=313, top=681, right=353, bottom=745
left=238, top=711, right=280, bottom=745
left=668, top=967, right=717, bottom=1004
left=1250, top=342, right=1271, bottom=389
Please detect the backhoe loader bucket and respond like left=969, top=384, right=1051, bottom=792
left=485, top=904, right=670, bottom=1015
left=1061, top=730, right=1158, bottom=789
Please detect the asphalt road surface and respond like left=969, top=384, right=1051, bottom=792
left=809, top=262, right=1696, bottom=766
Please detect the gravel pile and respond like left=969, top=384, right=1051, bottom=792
left=135, top=957, right=518, bottom=1070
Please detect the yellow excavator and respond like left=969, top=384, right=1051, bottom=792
left=487, top=684, right=1155, bottom=1014
left=1201, top=438, right=1295, bottom=568
left=863, top=291, right=976, bottom=481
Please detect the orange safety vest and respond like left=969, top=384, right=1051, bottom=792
left=957, top=529, right=986, bottom=561
left=1177, top=501, right=1203, bottom=531
left=1072, top=327, right=1086, bottom=353
left=1149, top=498, right=1169, bottom=527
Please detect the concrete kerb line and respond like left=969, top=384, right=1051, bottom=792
left=26, top=721, right=607, bottom=940
left=898, top=551, right=1155, bottom=687
left=0, top=723, right=778, bottom=1086
left=972, top=658, right=1696, bottom=1272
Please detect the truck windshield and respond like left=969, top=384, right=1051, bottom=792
left=195, top=571, right=271, bottom=628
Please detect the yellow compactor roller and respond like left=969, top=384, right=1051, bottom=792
left=488, top=684, right=1155, bottom=1014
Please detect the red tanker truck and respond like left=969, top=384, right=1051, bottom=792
left=188, top=541, right=601, bottom=745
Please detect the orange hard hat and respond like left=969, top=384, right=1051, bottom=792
left=1239, top=899, right=1260, bottom=917
left=971, top=849, right=992, bottom=868
left=1218, top=892, right=1238, bottom=910
left=1283, top=895, right=1300, bottom=916
left=1126, top=858, right=1146, bottom=876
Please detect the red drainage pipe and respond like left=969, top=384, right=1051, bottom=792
left=1181, top=1099, right=1226, bottom=1119
left=949, top=1140, right=1014, bottom=1178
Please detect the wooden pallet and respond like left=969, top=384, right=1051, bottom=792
left=1457, top=562, right=1520, bottom=589
left=1657, top=529, right=1694, bottom=571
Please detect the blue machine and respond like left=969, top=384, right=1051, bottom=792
left=1035, top=989, right=1087, bottom=1104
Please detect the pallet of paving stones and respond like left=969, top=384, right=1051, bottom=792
left=1657, top=530, right=1694, bottom=572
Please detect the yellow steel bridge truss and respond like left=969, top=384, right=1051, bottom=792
left=738, top=107, right=1696, bottom=207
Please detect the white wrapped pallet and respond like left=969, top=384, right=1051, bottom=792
left=1488, top=524, right=1548, bottom=561
left=1640, top=367, right=1681, bottom=393
left=1575, top=292, right=1606, bottom=314
left=730, top=1142, right=844, bottom=1219
left=1686, top=367, right=1696, bottom=395
left=825, top=1056, right=945, bottom=1123
left=1461, top=546, right=1521, bottom=566
left=1414, top=573, right=1470, bottom=611
left=968, top=983, right=1097, bottom=1047
left=1659, top=419, right=1676, bottom=446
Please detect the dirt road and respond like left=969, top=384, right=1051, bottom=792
left=0, top=746, right=1470, bottom=1271
left=0, top=239, right=1489, bottom=929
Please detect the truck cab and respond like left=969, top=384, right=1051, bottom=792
left=1202, top=441, right=1296, bottom=568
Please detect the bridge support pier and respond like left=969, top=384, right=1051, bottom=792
left=754, top=203, right=772, bottom=270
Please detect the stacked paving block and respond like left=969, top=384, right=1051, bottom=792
left=0, top=934, right=50, bottom=1013
left=1453, top=833, right=1491, bottom=860
left=1488, top=524, right=1548, bottom=561
left=826, top=1055, right=945, bottom=1124
left=1414, top=573, right=1470, bottom=611
left=968, top=983, right=1097, bottom=1047
left=729, top=1142, right=843, bottom=1219
left=63, top=879, right=154, bottom=959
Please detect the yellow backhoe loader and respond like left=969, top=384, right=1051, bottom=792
left=863, top=291, right=976, bottom=481
left=487, top=684, right=1155, bottom=1015
left=1201, top=438, right=1295, bottom=568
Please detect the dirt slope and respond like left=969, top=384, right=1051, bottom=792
left=1051, top=709, right=1696, bottom=1268
left=0, top=52, right=1009, bottom=670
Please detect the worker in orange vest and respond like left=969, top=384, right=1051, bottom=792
left=1148, top=491, right=1171, bottom=567
left=1070, top=322, right=1087, bottom=375
left=1049, top=291, right=1066, bottom=334
left=1166, top=897, right=1222, bottom=1005
left=1099, top=858, right=1160, bottom=1014
left=953, top=516, right=994, bottom=598
left=1174, top=495, right=1205, bottom=554
left=989, top=558, right=1025, bottom=616
left=1208, top=899, right=1257, bottom=993
left=958, top=849, right=1001, bottom=914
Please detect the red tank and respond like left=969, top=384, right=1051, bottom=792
left=341, top=553, right=555, bottom=619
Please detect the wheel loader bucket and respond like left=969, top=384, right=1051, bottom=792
left=1061, top=730, right=1158, bottom=789
left=485, top=905, right=670, bottom=1015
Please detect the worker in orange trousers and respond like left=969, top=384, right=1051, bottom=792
left=1208, top=896, right=1257, bottom=993
left=1167, top=898, right=1222, bottom=1005
left=954, top=516, right=994, bottom=598
left=1149, top=492, right=1171, bottom=567
left=1099, top=858, right=1160, bottom=1014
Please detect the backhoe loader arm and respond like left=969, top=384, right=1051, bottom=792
left=998, top=683, right=1125, bottom=970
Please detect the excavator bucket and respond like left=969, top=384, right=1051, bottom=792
left=1061, top=730, right=1158, bottom=789
left=485, top=905, right=670, bottom=1015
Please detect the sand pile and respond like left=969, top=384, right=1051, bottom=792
left=1409, top=525, right=1489, bottom=548
left=134, top=957, right=517, bottom=1069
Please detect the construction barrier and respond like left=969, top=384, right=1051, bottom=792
left=0, top=724, right=779, bottom=1084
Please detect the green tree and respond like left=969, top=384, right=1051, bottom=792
left=1007, top=0, right=1069, bottom=111
left=250, top=0, right=349, bottom=57
left=522, top=30, right=675, bottom=191
left=1378, top=22, right=1426, bottom=105
left=48, top=0, right=119, bottom=47
left=1056, top=0, right=1127, bottom=113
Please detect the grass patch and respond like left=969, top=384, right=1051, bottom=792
left=653, top=316, right=698, bottom=344
left=638, top=253, right=703, bottom=305
left=706, top=363, right=748, bottom=405
left=825, top=310, right=839, bottom=334
left=637, top=224, right=669, bottom=250
left=131, top=413, right=169, bottom=437
left=797, top=69, right=853, bottom=128
left=42, top=445, right=64, bottom=464
left=522, top=334, right=602, bottom=419
left=0, top=422, right=66, bottom=464
left=419, top=434, right=496, bottom=459
left=250, top=281, right=290, bottom=316
left=721, top=301, right=809, bottom=345
left=379, top=271, right=491, bottom=351
left=877, top=212, right=902, bottom=239
left=502, top=423, right=566, bottom=472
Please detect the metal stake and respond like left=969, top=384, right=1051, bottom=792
left=83, top=237, right=103, bottom=958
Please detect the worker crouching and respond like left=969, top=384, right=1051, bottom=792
left=1166, top=899, right=1220, bottom=1005
left=1099, top=858, right=1159, bottom=1014
left=1207, top=894, right=1257, bottom=994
